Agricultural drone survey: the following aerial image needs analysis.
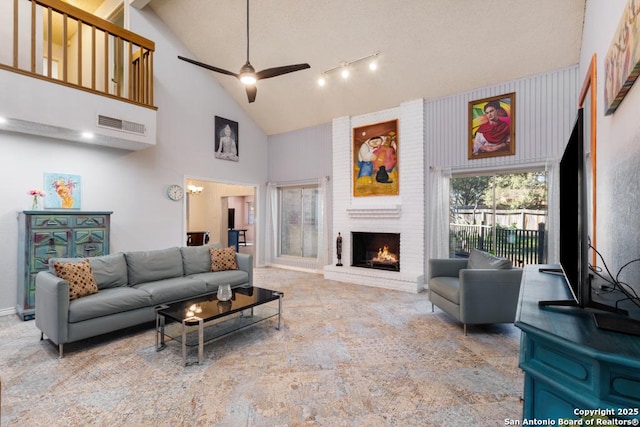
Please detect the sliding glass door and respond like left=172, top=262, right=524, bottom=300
left=449, top=171, right=548, bottom=266
left=279, top=186, right=319, bottom=258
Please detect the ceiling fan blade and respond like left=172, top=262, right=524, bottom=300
left=256, top=63, right=310, bottom=80
left=246, top=85, right=257, bottom=103
left=177, top=56, right=238, bottom=78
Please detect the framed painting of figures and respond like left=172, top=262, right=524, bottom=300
left=353, top=119, right=399, bottom=197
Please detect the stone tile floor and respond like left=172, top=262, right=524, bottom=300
left=0, top=267, right=523, bottom=426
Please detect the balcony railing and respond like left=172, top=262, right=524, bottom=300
left=1, top=0, right=155, bottom=109
left=449, top=223, right=547, bottom=267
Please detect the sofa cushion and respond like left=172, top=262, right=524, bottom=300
left=133, top=276, right=208, bottom=305
left=87, top=253, right=128, bottom=289
left=53, top=259, right=99, bottom=300
left=210, top=246, right=239, bottom=272
left=49, top=253, right=128, bottom=290
left=429, top=276, right=461, bottom=305
left=467, top=249, right=512, bottom=270
left=125, top=247, right=184, bottom=286
left=68, top=287, right=153, bottom=323
left=188, top=270, right=249, bottom=293
left=180, top=244, right=222, bottom=275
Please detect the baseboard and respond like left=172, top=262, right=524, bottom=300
left=0, top=306, right=17, bottom=317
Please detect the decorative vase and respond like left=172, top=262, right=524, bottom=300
left=217, top=284, right=232, bottom=301
left=217, top=300, right=232, bottom=313
left=376, top=165, right=390, bottom=183
left=31, top=196, right=40, bottom=210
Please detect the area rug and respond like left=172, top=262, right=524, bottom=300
left=0, top=267, right=523, bottom=426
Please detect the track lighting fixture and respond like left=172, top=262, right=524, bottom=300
left=317, top=52, right=380, bottom=87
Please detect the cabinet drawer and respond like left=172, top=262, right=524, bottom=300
left=31, top=230, right=71, bottom=271
left=73, top=215, right=108, bottom=228
left=602, top=365, right=640, bottom=406
left=73, top=229, right=106, bottom=257
left=31, top=215, right=71, bottom=228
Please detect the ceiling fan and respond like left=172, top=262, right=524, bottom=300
left=178, top=0, right=310, bottom=103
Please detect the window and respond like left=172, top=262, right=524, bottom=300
left=449, top=171, right=548, bottom=266
left=278, top=186, right=319, bottom=258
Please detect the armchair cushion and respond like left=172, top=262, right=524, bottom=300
left=467, top=249, right=512, bottom=270
left=429, top=276, right=461, bottom=304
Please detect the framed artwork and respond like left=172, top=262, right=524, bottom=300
left=43, top=173, right=81, bottom=209
left=214, top=116, right=239, bottom=161
left=604, top=0, right=640, bottom=115
left=468, top=93, right=516, bottom=159
left=353, top=119, right=399, bottom=197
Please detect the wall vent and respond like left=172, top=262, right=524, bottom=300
left=97, top=115, right=146, bottom=135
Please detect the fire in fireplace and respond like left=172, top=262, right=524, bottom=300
left=351, top=232, right=400, bottom=271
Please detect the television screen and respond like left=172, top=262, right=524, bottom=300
left=228, top=208, right=235, bottom=230
left=559, top=108, right=588, bottom=307
left=540, top=109, right=639, bottom=334
left=539, top=109, right=589, bottom=309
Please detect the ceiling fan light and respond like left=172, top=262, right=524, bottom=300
left=239, top=62, right=257, bottom=85
left=341, top=68, right=349, bottom=79
left=369, top=60, right=378, bottom=71
left=240, top=74, right=257, bottom=85
left=318, top=75, right=326, bottom=86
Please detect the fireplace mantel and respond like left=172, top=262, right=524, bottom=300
left=346, top=205, right=401, bottom=218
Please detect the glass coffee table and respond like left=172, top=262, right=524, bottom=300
left=155, top=286, right=283, bottom=365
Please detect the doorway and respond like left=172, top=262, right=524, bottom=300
left=186, top=179, right=256, bottom=260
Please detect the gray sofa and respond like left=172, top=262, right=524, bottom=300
left=428, top=249, right=523, bottom=335
left=35, top=244, right=252, bottom=357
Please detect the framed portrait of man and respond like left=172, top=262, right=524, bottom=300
left=468, top=93, right=516, bottom=159
left=214, top=116, right=239, bottom=162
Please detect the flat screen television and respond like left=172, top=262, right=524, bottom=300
left=228, top=208, right=235, bottom=230
left=539, top=109, right=591, bottom=308
left=539, top=109, right=640, bottom=335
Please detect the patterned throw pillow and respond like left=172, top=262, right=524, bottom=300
left=210, top=246, right=239, bottom=272
left=53, top=259, right=99, bottom=300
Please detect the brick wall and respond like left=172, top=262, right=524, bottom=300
left=324, top=100, right=425, bottom=293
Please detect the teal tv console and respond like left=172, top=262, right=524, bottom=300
left=515, top=265, right=640, bottom=423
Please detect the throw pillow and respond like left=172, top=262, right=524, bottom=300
left=467, top=249, right=512, bottom=270
left=53, top=259, right=99, bottom=300
left=210, top=246, right=239, bottom=272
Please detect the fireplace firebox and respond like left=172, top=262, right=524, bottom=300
left=351, top=232, right=400, bottom=271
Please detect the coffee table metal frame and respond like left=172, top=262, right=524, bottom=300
left=155, top=286, right=283, bottom=365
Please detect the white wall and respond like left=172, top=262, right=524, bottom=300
left=581, top=0, right=640, bottom=295
left=267, top=123, right=332, bottom=183
left=0, top=5, right=268, bottom=312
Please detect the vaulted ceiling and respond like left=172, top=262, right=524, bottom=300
left=147, top=0, right=585, bottom=136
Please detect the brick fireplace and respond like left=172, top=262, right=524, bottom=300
left=324, top=100, right=425, bottom=293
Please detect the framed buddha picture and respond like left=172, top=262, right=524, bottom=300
left=214, top=116, right=239, bottom=162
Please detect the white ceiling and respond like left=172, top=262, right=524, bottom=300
left=146, top=0, right=586, bottom=136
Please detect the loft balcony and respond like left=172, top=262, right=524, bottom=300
left=0, top=0, right=157, bottom=150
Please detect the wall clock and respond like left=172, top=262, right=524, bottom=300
left=167, top=184, right=184, bottom=201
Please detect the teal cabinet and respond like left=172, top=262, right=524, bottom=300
left=516, top=266, right=640, bottom=423
left=17, top=211, right=112, bottom=320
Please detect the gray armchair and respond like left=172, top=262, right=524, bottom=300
left=428, top=251, right=523, bottom=335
